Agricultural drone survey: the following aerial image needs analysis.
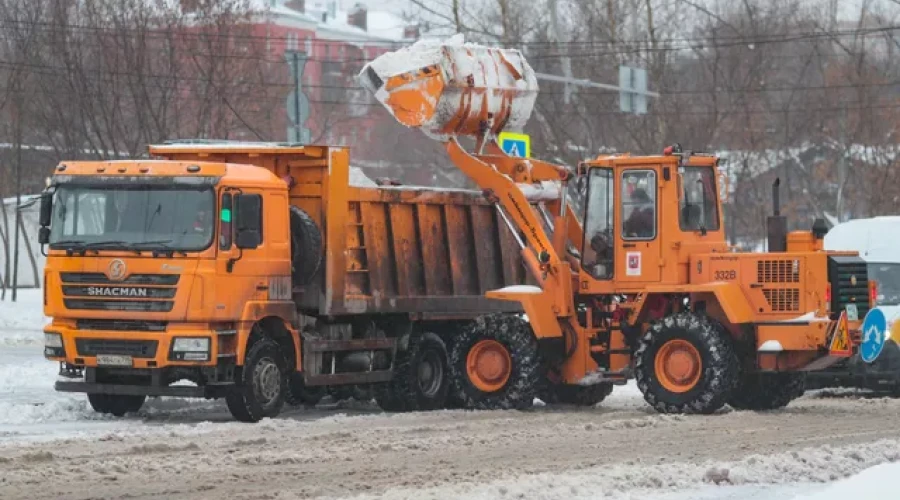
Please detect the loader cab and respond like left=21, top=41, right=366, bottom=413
left=578, top=150, right=725, bottom=291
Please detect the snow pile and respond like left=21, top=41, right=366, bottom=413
left=793, top=462, right=900, bottom=499
left=0, top=289, right=47, bottom=346
left=349, top=166, right=378, bottom=188
left=341, top=438, right=900, bottom=500
left=358, top=34, right=539, bottom=141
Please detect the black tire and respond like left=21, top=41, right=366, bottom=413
left=290, top=206, right=322, bottom=286
left=285, top=373, right=326, bottom=407
left=87, top=394, right=145, bottom=417
left=634, top=313, right=739, bottom=414
left=225, top=338, right=288, bottom=422
left=449, top=314, right=539, bottom=410
left=540, top=381, right=614, bottom=406
left=728, top=372, right=806, bottom=410
left=376, top=332, right=450, bottom=412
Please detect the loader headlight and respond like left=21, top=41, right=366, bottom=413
left=170, top=337, right=210, bottom=362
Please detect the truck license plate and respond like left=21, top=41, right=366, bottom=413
left=846, top=304, right=859, bottom=321
left=96, top=355, right=133, bottom=367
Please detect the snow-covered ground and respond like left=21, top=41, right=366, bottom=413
left=2, top=288, right=900, bottom=499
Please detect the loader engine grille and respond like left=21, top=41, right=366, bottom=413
left=827, top=255, right=870, bottom=319
left=763, top=288, right=801, bottom=312
left=60, top=273, right=179, bottom=313
left=757, top=260, right=800, bottom=283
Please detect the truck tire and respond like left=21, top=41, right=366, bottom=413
left=87, top=394, right=145, bottom=417
left=728, top=372, right=806, bottom=411
left=634, top=313, right=739, bottom=414
left=376, top=332, right=449, bottom=412
left=225, top=338, right=288, bottom=422
left=285, top=373, right=326, bottom=407
left=290, top=206, right=322, bottom=286
left=449, top=314, right=539, bottom=410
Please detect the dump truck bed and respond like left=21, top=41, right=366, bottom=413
left=148, top=142, right=532, bottom=319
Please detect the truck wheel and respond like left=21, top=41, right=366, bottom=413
left=635, top=313, right=739, bottom=414
left=376, top=332, right=449, bottom=412
left=728, top=373, right=806, bottom=410
left=87, top=394, right=146, bottom=417
left=285, top=373, right=326, bottom=407
left=225, top=338, right=288, bottom=422
left=290, top=206, right=322, bottom=286
left=449, top=314, right=539, bottom=410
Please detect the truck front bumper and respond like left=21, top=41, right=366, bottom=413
left=54, top=364, right=234, bottom=398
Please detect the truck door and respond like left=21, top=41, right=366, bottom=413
left=617, top=169, right=661, bottom=284
left=214, top=190, right=270, bottom=319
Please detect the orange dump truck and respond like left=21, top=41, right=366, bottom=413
left=39, top=142, right=533, bottom=421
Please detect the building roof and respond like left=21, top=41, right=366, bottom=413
left=255, top=0, right=412, bottom=43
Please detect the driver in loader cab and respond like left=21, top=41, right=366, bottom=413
left=624, top=188, right=654, bottom=238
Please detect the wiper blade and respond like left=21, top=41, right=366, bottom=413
left=133, top=240, right=187, bottom=257
left=51, top=239, right=86, bottom=247
left=84, top=240, right=129, bottom=248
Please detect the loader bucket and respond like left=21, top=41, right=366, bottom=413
left=358, top=35, right=539, bottom=140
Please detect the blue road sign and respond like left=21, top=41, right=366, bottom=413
left=860, top=307, right=887, bottom=363
left=498, top=132, right=531, bottom=158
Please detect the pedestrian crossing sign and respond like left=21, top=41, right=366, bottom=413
left=829, top=310, right=852, bottom=357
left=498, top=132, right=531, bottom=158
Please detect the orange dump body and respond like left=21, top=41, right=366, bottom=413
left=359, top=41, right=539, bottom=139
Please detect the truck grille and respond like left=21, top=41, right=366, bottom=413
left=60, top=273, right=179, bottom=312
left=75, top=339, right=158, bottom=358
left=828, top=256, right=870, bottom=319
left=76, top=319, right=167, bottom=332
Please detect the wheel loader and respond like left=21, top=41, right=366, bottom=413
left=358, top=38, right=877, bottom=413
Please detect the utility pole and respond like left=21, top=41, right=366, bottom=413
left=548, top=0, right=573, bottom=104
left=11, top=81, right=21, bottom=302
left=286, top=50, right=310, bottom=143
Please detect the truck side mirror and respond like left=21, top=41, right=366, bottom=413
left=234, top=193, right=262, bottom=249
left=38, top=226, right=50, bottom=245
left=39, top=191, right=53, bottom=227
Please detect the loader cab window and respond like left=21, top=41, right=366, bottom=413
left=679, top=167, right=720, bottom=232
left=621, top=170, right=657, bottom=240
left=582, top=168, right=614, bottom=280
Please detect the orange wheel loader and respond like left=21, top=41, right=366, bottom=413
left=358, top=38, right=876, bottom=413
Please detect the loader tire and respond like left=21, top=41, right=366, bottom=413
left=728, top=372, right=806, bottom=411
left=290, top=206, right=322, bottom=286
left=87, top=394, right=145, bottom=417
left=226, top=338, right=288, bottom=422
left=449, top=314, right=539, bottom=410
left=635, top=313, right=739, bottom=415
left=376, top=332, right=449, bottom=412
left=285, top=373, right=326, bottom=407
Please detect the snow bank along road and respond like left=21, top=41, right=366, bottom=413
left=2, top=386, right=900, bottom=499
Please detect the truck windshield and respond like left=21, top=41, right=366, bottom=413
left=869, top=263, right=900, bottom=306
left=49, top=186, right=215, bottom=252
left=679, top=167, right=720, bottom=232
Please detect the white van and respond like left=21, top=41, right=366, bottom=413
left=812, top=217, right=900, bottom=391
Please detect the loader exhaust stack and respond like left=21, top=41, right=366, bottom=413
left=767, top=178, right=787, bottom=252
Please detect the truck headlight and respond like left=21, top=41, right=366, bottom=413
left=170, top=337, right=210, bottom=362
left=44, top=332, right=65, bottom=358
left=44, top=332, right=63, bottom=348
